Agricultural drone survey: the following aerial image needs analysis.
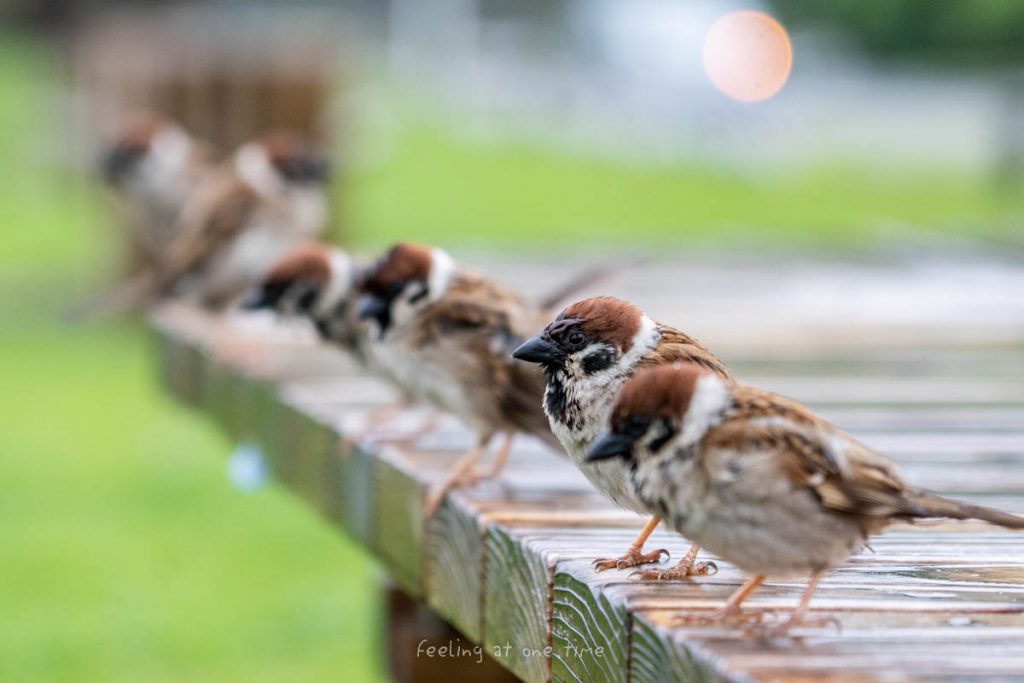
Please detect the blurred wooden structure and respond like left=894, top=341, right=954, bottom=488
left=69, top=6, right=342, bottom=155
left=151, top=257, right=1024, bottom=681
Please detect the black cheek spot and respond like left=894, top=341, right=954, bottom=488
left=297, top=288, right=318, bottom=311
left=582, top=349, right=614, bottom=375
left=648, top=419, right=678, bottom=453
left=408, top=284, right=429, bottom=305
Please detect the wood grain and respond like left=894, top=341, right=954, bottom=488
left=485, top=525, right=557, bottom=683
left=551, top=565, right=629, bottom=683
left=150, top=288, right=1024, bottom=683
left=425, top=493, right=487, bottom=640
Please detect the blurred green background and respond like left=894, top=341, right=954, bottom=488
left=0, top=33, right=382, bottom=683
left=3, top=0, right=1024, bottom=680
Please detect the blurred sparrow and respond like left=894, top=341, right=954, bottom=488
left=95, top=131, right=330, bottom=314
left=247, top=243, right=434, bottom=436
left=512, top=296, right=730, bottom=577
left=246, top=243, right=366, bottom=361
left=357, top=243, right=578, bottom=516
left=588, top=363, right=1024, bottom=634
left=100, top=113, right=214, bottom=272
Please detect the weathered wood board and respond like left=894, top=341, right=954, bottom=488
left=150, top=272, right=1024, bottom=683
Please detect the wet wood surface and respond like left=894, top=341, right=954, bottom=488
left=150, top=257, right=1024, bottom=681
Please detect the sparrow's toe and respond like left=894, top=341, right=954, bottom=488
left=627, top=567, right=689, bottom=581
left=626, top=555, right=717, bottom=581
left=592, top=547, right=669, bottom=572
left=686, top=560, right=719, bottom=576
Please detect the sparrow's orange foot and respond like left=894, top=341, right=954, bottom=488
left=592, top=547, right=669, bottom=572
left=629, top=558, right=718, bottom=581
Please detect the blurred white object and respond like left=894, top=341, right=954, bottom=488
left=228, top=442, right=269, bottom=492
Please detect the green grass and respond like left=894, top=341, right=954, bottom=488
left=342, top=107, right=1024, bottom=251
left=0, top=33, right=382, bottom=683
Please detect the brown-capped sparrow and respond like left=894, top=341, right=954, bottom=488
left=587, top=362, right=1024, bottom=634
left=512, top=296, right=730, bottom=578
left=93, top=131, right=330, bottom=315
left=245, top=243, right=367, bottom=361
left=356, top=242, right=586, bottom=516
left=100, top=112, right=214, bottom=273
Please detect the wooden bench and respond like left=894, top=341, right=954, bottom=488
left=150, top=257, right=1024, bottom=681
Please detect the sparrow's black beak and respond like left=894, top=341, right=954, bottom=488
left=280, top=156, right=331, bottom=184
left=241, top=290, right=270, bottom=311
left=357, top=294, right=389, bottom=323
left=512, top=335, right=559, bottom=364
left=585, top=432, right=636, bottom=463
left=100, top=145, right=139, bottom=184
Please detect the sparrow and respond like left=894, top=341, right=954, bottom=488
left=587, top=362, right=1024, bottom=634
left=512, top=296, right=730, bottom=578
left=245, top=243, right=367, bottom=361
left=356, top=242, right=577, bottom=516
left=92, top=131, right=330, bottom=314
left=99, top=113, right=214, bottom=273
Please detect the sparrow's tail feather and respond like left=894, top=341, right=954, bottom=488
left=536, top=254, right=646, bottom=312
left=64, top=270, right=165, bottom=322
left=906, top=489, right=1024, bottom=529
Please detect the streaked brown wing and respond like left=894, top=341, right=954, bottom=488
left=155, top=174, right=258, bottom=289
left=709, top=388, right=910, bottom=519
left=418, top=274, right=560, bottom=449
left=638, top=323, right=731, bottom=379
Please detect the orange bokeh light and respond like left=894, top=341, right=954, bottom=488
left=703, top=10, right=793, bottom=103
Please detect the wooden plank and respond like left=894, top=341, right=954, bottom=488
left=551, top=564, right=629, bottom=683
left=425, top=494, right=487, bottom=640
left=631, top=616, right=728, bottom=683
left=484, top=525, right=558, bottom=683
left=150, top=295, right=1024, bottom=683
left=323, top=437, right=377, bottom=545
left=372, top=445, right=429, bottom=596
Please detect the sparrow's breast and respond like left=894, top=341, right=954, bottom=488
left=649, top=448, right=867, bottom=575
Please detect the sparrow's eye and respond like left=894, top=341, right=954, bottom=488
left=567, top=331, right=585, bottom=347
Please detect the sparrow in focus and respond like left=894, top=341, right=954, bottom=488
left=95, top=131, right=330, bottom=314
left=512, top=296, right=730, bottom=578
left=588, top=363, right=1024, bottom=634
left=357, top=243, right=576, bottom=516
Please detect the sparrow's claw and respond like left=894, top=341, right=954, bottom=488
left=628, top=558, right=718, bottom=581
left=592, top=547, right=669, bottom=572
left=686, top=560, right=718, bottom=576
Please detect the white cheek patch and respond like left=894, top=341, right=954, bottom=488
left=313, top=251, right=354, bottom=316
left=235, top=144, right=282, bottom=196
left=428, top=248, right=455, bottom=301
left=679, top=374, right=731, bottom=447
left=578, top=343, right=611, bottom=360
left=389, top=286, right=423, bottom=330
left=623, top=314, right=660, bottom=367
left=150, top=127, right=190, bottom=170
